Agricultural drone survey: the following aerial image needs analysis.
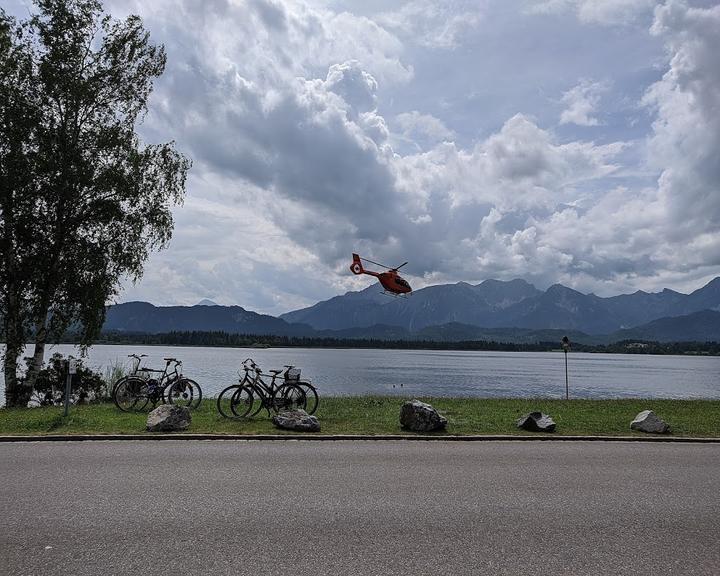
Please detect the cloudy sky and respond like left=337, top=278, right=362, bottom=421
left=9, top=0, right=720, bottom=314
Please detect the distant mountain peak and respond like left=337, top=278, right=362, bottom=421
left=196, top=299, right=218, bottom=306
left=546, top=283, right=578, bottom=294
left=701, top=276, right=720, bottom=289
left=476, top=278, right=535, bottom=288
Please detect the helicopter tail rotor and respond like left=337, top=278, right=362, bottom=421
left=350, top=253, right=364, bottom=275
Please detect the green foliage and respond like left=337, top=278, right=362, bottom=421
left=26, top=352, right=107, bottom=406
left=1, top=0, right=190, bottom=405
left=103, top=358, right=126, bottom=393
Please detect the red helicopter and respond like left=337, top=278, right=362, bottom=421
left=350, top=253, right=412, bottom=296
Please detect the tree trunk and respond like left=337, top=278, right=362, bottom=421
left=24, top=315, right=49, bottom=391
left=2, top=293, right=30, bottom=408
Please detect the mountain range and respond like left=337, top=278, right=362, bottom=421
left=280, top=276, right=720, bottom=334
left=102, top=276, right=720, bottom=344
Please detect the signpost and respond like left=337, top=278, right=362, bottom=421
left=561, top=336, right=570, bottom=400
left=63, top=359, right=77, bottom=417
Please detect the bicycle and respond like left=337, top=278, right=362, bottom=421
left=216, top=359, right=306, bottom=419
left=113, top=358, right=202, bottom=412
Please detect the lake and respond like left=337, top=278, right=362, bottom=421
left=1, top=344, right=719, bottom=404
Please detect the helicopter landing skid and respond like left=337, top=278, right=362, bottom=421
left=381, top=291, right=410, bottom=298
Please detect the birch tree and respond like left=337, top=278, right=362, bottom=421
left=0, top=0, right=190, bottom=407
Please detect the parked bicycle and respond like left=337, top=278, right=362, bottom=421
left=216, top=358, right=312, bottom=419
left=112, top=357, right=202, bottom=412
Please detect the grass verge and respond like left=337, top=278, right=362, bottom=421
left=0, top=397, right=719, bottom=437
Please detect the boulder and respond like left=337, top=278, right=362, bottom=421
left=147, top=404, right=191, bottom=432
left=272, top=409, right=321, bottom=432
left=516, top=412, right=556, bottom=432
left=400, top=400, right=447, bottom=432
left=630, top=410, right=670, bottom=434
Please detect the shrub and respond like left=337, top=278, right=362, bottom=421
left=29, top=353, right=107, bottom=406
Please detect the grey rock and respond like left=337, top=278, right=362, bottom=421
left=516, top=412, right=556, bottom=432
left=400, top=400, right=447, bottom=432
left=631, top=410, right=670, bottom=434
left=146, top=404, right=191, bottom=432
left=272, top=409, right=321, bottom=432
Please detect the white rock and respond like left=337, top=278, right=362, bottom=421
left=400, top=400, right=447, bottom=432
left=272, top=409, right=321, bottom=432
left=630, top=410, right=670, bottom=434
left=147, top=404, right=191, bottom=432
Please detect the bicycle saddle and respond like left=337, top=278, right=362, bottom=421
left=269, top=369, right=283, bottom=375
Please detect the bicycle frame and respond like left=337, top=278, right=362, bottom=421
left=246, top=370, right=284, bottom=413
left=138, top=359, right=182, bottom=402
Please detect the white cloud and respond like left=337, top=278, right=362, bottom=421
left=325, top=61, right=378, bottom=113
left=643, top=0, right=720, bottom=232
left=560, top=79, right=610, bottom=126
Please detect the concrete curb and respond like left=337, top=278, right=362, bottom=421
left=1, top=433, right=719, bottom=443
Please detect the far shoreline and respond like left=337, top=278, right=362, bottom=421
left=8, top=333, right=715, bottom=356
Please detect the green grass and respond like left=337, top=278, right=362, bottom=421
left=1, top=397, right=719, bottom=437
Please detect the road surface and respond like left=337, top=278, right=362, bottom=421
left=1, top=440, right=719, bottom=575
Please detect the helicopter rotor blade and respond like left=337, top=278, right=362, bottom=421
left=360, top=256, right=392, bottom=270
left=394, top=262, right=408, bottom=271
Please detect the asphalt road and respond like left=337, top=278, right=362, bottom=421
left=1, top=440, right=719, bottom=576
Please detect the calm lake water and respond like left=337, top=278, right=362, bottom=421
left=1, top=344, right=719, bottom=404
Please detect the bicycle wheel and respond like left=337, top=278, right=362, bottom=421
left=111, top=376, right=129, bottom=397
left=113, top=377, right=149, bottom=412
left=298, top=382, right=319, bottom=415
left=230, top=385, right=257, bottom=419
left=272, top=383, right=306, bottom=413
left=184, top=378, right=203, bottom=409
left=217, top=385, right=243, bottom=419
left=243, top=385, right=267, bottom=418
left=165, top=377, right=202, bottom=409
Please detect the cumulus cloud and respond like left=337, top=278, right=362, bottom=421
left=560, top=79, right=610, bottom=126
left=643, top=0, right=720, bottom=232
left=325, top=61, right=379, bottom=114
left=374, top=113, right=628, bottom=284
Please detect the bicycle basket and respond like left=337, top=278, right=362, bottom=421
left=285, top=368, right=301, bottom=381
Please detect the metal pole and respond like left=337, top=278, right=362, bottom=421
left=63, top=362, right=72, bottom=417
left=564, top=350, right=569, bottom=400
